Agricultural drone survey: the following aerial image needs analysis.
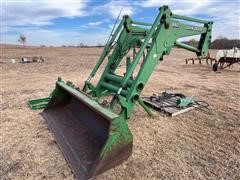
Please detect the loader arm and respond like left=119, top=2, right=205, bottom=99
left=84, top=5, right=213, bottom=118
left=28, top=5, right=213, bottom=179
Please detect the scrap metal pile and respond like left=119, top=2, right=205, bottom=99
left=143, top=91, right=198, bottom=116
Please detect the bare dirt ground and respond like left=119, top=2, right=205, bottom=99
left=1, top=45, right=240, bottom=180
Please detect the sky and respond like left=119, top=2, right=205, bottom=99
left=1, top=0, right=240, bottom=46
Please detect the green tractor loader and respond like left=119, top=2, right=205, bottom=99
left=28, top=6, right=213, bottom=179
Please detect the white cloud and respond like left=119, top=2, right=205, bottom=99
left=91, top=0, right=135, bottom=18
left=140, top=0, right=212, bottom=16
left=2, top=0, right=239, bottom=46
left=172, top=1, right=212, bottom=15
left=210, top=5, right=240, bottom=39
left=88, top=21, right=103, bottom=26
left=105, top=1, right=134, bottom=18
left=2, top=0, right=88, bottom=26
left=139, top=0, right=174, bottom=8
left=139, top=0, right=240, bottom=39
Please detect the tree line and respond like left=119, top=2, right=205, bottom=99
left=184, top=37, right=240, bottom=49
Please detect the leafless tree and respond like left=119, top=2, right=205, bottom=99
left=79, top=42, right=85, bottom=47
left=18, top=34, right=26, bottom=47
left=188, top=38, right=196, bottom=47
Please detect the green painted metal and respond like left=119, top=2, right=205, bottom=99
left=176, top=97, right=195, bottom=107
left=28, top=97, right=51, bottom=110
left=38, top=78, right=133, bottom=179
left=138, top=98, right=153, bottom=117
left=100, top=81, right=128, bottom=97
left=105, top=73, right=133, bottom=87
left=28, top=89, right=55, bottom=110
left=131, top=20, right=153, bottom=26
left=175, top=41, right=200, bottom=53
left=57, top=80, right=119, bottom=119
left=172, top=14, right=210, bottom=24
left=28, top=5, right=213, bottom=178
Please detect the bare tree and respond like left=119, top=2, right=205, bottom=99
left=18, top=34, right=26, bottom=47
left=184, top=36, right=240, bottom=49
left=79, top=42, right=85, bottom=47
left=97, top=43, right=103, bottom=47
left=217, top=35, right=226, bottom=40
left=188, top=38, right=196, bottom=47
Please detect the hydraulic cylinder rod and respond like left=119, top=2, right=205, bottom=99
left=105, top=74, right=133, bottom=87
left=101, top=82, right=128, bottom=97
left=175, top=41, right=200, bottom=53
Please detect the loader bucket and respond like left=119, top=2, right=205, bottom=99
left=42, top=80, right=133, bottom=179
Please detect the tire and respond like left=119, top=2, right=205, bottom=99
left=213, top=62, right=218, bottom=72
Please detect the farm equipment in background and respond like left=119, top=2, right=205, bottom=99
left=185, top=52, right=217, bottom=65
left=21, top=56, right=45, bottom=63
left=28, top=6, right=213, bottom=179
left=213, top=47, right=240, bottom=71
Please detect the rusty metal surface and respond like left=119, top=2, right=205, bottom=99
left=90, top=143, right=132, bottom=177
left=218, top=57, right=240, bottom=69
left=41, top=97, right=110, bottom=179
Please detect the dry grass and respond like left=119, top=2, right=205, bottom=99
left=1, top=45, right=240, bottom=180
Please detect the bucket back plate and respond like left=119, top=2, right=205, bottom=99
left=41, top=82, right=132, bottom=179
